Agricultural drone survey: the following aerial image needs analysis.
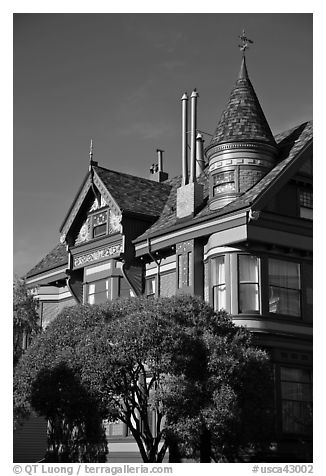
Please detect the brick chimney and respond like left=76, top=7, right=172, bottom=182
left=149, top=149, right=169, bottom=182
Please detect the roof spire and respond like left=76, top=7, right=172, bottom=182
left=89, top=138, right=94, bottom=163
left=88, top=138, right=98, bottom=171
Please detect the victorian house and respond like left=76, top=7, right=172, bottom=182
left=15, top=46, right=313, bottom=462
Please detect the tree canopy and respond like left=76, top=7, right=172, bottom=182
left=14, top=295, right=274, bottom=462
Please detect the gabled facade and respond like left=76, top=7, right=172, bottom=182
left=23, top=55, right=312, bottom=462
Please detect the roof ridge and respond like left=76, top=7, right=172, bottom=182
left=94, top=165, right=171, bottom=188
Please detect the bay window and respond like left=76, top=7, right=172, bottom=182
left=87, top=279, right=110, bottom=304
left=211, top=256, right=226, bottom=311
left=269, top=259, right=301, bottom=317
left=238, top=255, right=260, bottom=313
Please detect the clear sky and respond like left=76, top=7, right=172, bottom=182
left=13, top=13, right=312, bottom=277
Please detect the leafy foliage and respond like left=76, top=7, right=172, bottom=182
left=14, top=295, right=274, bottom=463
left=13, top=277, right=40, bottom=367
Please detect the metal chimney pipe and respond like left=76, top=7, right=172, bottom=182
left=181, top=93, right=189, bottom=186
left=157, top=149, right=164, bottom=172
left=190, top=89, right=199, bottom=183
left=196, top=133, right=205, bottom=177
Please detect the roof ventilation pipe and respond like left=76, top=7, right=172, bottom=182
left=181, top=93, right=189, bottom=186
left=196, top=132, right=205, bottom=177
left=189, top=89, right=199, bottom=183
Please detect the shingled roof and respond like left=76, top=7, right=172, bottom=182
left=208, top=57, right=277, bottom=149
left=135, top=120, right=312, bottom=242
left=26, top=243, right=68, bottom=279
left=95, top=166, right=172, bottom=218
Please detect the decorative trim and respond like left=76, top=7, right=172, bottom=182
left=26, top=267, right=68, bottom=285
left=135, top=211, right=247, bottom=251
left=85, top=262, right=112, bottom=275
left=206, top=141, right=277, bottom=158
left=146, top=261, right=176, bottom=277
left=209, top=158, right=272, bottom=173
left=61, top=176, right=92, bottom=236
left=73, top=243, right=123, bottom=268
left=93, top=173, right=121, bottom=217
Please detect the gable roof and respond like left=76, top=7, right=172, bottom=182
left=94, top=166, right=172, bottom=218
left=208, top=57, right=277, bottom=149
left=26, top=168, right=172, bottom=279
left=135, top=120, right=312, bottom=243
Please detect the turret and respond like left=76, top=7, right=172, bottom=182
left=205, top=54, right=278, bottom=210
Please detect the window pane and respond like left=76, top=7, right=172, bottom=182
left=269, top=286, right=301, bottom=316
left=269, top=259, right=300, bottom=289
left=213, top=171, right=235, bottom=185
left=213, top=284, right=226, bottom=311
left=239, top=255, right=259, bottom=282
left=299, top=190, right=313, bottom=208
left=186, top=251, right=192, bottom=286
left=213, top=182, right=235, bottom=195
left=211, top=256, right=225, bottom=287
left=178, top=255, right=183, bottom=288
left=239, top=283, right=259, bottom=313
left=93, top=223, right=107, bottom=237
left=89, top=283, right=95, bottom=294
left=146, top=278, right=156, bottom=296
left=88, top=279, right=110, bottom=304
left=93, top=291, right=108, bottom=304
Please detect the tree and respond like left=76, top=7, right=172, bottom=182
left=14, top=295, right=274, bottom=463
left=14, top=304, right=108, bottom=462
left=13, top=277, right=40, bottom=367
left=161, top=327, right=275, bottom=462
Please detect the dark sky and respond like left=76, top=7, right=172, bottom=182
left=13, top=13, right=312, bottom=277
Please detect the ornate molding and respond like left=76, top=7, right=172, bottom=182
left=73, top=243, right=123, bottom=268
left=93, top=173, right=121, bottom=217
left=209, top=158, right=272, bottom=173
left=206, top=141, right=277, bottom=159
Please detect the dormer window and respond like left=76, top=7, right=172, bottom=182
left=213, top=170, right=235, bottom=195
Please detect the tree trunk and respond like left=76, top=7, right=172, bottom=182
left=168, top=436, right=181, bottom=463
left=200, top=427, right=211, bottom=463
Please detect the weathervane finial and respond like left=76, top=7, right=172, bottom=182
left=238, top=29, right=253, bottom=56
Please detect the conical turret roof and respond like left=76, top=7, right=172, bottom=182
left=209, top=57, right=277, bottom=148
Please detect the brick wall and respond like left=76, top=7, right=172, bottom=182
left=239, top=167, right=266, bottom=193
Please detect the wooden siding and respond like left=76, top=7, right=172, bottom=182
left=160, top=271, right=176, bottom=297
